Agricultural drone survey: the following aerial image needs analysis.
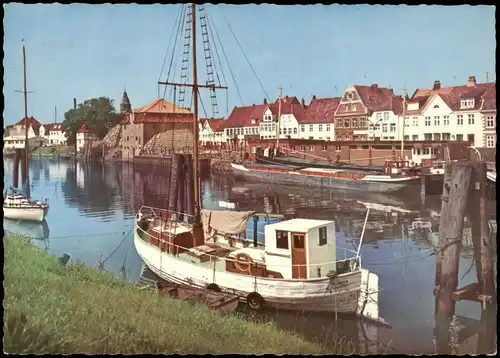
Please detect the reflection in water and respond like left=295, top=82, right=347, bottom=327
left=2, top=158, right=496, bottom=354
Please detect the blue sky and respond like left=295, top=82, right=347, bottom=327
left=3, top=4, right=496, bottom=126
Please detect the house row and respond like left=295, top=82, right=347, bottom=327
left=3, top=116, right=98, bottom=152
left=199, top=75, right=496, bottom=149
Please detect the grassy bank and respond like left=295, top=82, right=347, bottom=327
left=3, top=235, right=354, bottom=354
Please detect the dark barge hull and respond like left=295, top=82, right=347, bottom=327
left=231, top=163, right=420, bottom=193
left=256, top=154, right=385, bottom=173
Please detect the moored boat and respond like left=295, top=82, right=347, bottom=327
left=231, top=158, right=422, bottom=193
left=3, top=188, right=49, bottom=222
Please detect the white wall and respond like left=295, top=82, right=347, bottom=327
left=225, top=126, right=259, bottom=142
left=306, top=222, right=336, bottom=279
left=76, top=132, right=99, bottom=153
left=264, top=225, right=292, bottom=279
left=3, top=136, right=48, bottom=149
left=298, top=123, right=334, bottom=140
left=364, top=110, right=401, bottom=141
left=200, top=123, right=226, bottom=144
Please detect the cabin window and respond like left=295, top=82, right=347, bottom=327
left=293, top=234, right=305, bottom=249
left=319, top=227, right=327, bottom=246
left=276, top=231, right=289, bottom=249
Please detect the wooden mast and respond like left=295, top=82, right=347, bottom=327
left=275, top=85, right=282, bottom=150
left=22, top=45, right=30, bottom=196
left=191, top=3, right=203, bottom=244
left=400, top=87, right=407, bottom=159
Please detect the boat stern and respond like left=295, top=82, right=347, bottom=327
left=356, top=269, right=389, bottom=327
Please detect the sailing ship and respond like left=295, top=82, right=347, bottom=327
left=3, top=45, right=49, bottom=223
left=133, top=4, right=384, bottom=324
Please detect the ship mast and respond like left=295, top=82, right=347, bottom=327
left=275, top=85, right=282, bottom=149
left=400, top=87, right=407, bottom=159
left=23, top=45, right=30, bottom=196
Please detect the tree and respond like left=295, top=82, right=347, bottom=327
left=63, top=97, right=123, bottom=145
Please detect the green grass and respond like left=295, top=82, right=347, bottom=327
left=3, top=235, right=355, bottom=354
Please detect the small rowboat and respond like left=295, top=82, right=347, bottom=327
left=155, top=281, right=239, bottom=315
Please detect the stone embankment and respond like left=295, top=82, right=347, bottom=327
left=142, top=129, right=194, bottom=155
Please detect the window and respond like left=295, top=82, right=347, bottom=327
left=457, top=115, right=464, bottom=126
left=424, top=117, right=431, bottom=126
left=287, top=128, right=292, bottom=135
left=326, top=124, right=331, bottom=132
left=276, top=231, right=288, bottom=249
left=412, top=135, right=419, bottom=141
left=360, top=118, right=365, bottom=127
left=322, top=145, right=327, bottom=151
left=337, top=119, right=343, bottom=128
left=456, top=134, right=463, bottom=141
left=485, top=115, right=495, bottom=128
left=434, top=116, right=440, bottom=126
left=352, top=104, right=357, bottom=111
left=468, top=114, right=474, bottom=125
left=424, top=133, right=432, bottom=141
left=309, top=125, right=314, bottom=132
left=390, top=123, right=396, bottom=132
left=461, top=99, right=474, bottom=108
left=404, top=135, right=410, bottom=141
left=335, top=145, right=341, bottom=151
left=344, top=118, right=350, bottom=128
left=442, top=133, right=451, bottom=140
left=433, top=133, right=441, bottom=140
left=404, top=116, right=409, bottom=127
left=301, top=124, right=305, bottom=132
left=318, top=124, right=323, bottom=132
left=251, top=119, right=256, bottom=124
left=383, top=112, right=389, bottom=120
left=293, top=234, right=305, bottom=249
left=126, top=136, right=129, bottom=141
left=376, top=113, right=381, bottom=120
left=309, top=145, right=314, bottom=151
left=443, top=115, right=450, bottom=125
left=319, top=227, right=327, bottom=246
left=300, top=145, right=306, bottom=151
left=467, top=134, right=475, bottom=143
left=326, top=137, right=331, bottom=141
left=433, top=104, right=439, bottom=109
left=293, top=128, right=297, bottom=134
left=352, top=118, right=358, bottom=128
left=382, top=124, right=388, bottom=132
left=412, top=117, right=419, bottom=127
left=344, top=104, right=348, bottom=111
left=486, top=135, right=496, bottom=148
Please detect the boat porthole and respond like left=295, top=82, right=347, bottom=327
left=247, top=292, right=264, bottom=311
left=207, top=283, right=221, bottom=292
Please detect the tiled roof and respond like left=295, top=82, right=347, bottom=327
left=77, top=123, right=91, bottom=133
left=15, top=116, right=42, bottom=127
left=133, top=98, right=191, bottom=114
left=268, top=96, right=307, bottom=123
left=301, top=97, right=341, bottom=124
left=354, top=85, right=403, bottom=115
left=44, top=123, right=64, bottom=131
left=134, top=113, right=192, bottom=124
left=201, top=118, right=226, bottom=131
left=225, top=104, right=267, bottom=128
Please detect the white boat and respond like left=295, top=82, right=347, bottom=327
left=3, top=192, right=49, bottom=222
left=134, top=206, right=385, bottom=325
left=486, top=171, right=496, bottom=183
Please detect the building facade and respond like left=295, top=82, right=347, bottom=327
left=199, top=118, right=226, bottom=145
left=40, top=123, right=67, bottom=145
left=298, top=96, right=340, bottom=141
left=3, top=117, right=47, bottom=150
left=76, top=122, right=99, bottom=153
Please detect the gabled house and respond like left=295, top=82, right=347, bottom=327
left=40, top=123, right=67, bottom=145
left=199, top=118, right=226, bottom=146
left=334, top=84, right=404, bottom=141
left=224, top=103, right=265, bottom=146
left=3, top=117, right=47, bottom=150
left=120, top=97, right=192, bottom=160
left=300, top=96, right=340, bottom=140
left=404, top=76, right=496, bottom=147
left=76, top=122, right=99, bottom=153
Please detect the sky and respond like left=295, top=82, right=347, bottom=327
left=3, top=4, right=496, bottom=126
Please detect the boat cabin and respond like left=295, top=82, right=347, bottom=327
left=228, top=219, right=337, bottom=280
left=384, top=158, right=421, bottom=177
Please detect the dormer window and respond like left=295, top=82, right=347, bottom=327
left=251, top=118, right=256, bottom=125
left=433, top=105, right=439, bottom=109
left=461, top=99, right=475, bottom=109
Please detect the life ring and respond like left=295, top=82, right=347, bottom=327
left=234, top=253, right=253, bottom=274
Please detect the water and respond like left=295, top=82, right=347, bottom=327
left=3, top=157, right=496, bottom=354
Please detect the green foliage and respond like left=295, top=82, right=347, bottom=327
left=3, top=235, right=354, bottom=355
left=63, top=97, right=123, bottom=145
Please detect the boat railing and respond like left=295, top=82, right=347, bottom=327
left=137, top=205, right=195, bottom=225
left=135, top=224, right=362, bottom=279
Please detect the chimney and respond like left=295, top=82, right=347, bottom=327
left=433, top=80, right=441, bottom=90
left=264, top=98, right=267, bottom=105
left=371, top=84, right=378, bottom=89
left=312, top=95, right=317, bottom=100
left=389, top=88, right=394, bottom=93
left=467, top=76, right=476, bottom=87
left=301, top=98, right=305, bottom=107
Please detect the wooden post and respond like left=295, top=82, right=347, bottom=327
left=13, top=149, right=21, bottom=188
left=435, top=162, right=473, bottom=317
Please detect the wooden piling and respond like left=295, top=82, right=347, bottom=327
left=177, top=155, right=186, bottom=221
left=435, top=162, right=473, bottom=318
left=13, top=149, right=21, bottom=188
left=20, top=149, right=28, bottom=187
left=185, top=154, right=194, bottom=218
left=168, top=153, right=183, bottom=213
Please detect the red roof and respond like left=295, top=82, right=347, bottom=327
left=353, top=85, right=404, bottom=115
left=15, top=116, right=42, bottom=127
left=201, top=118, right=226, bottom=132
left=225, top=104, right=267, bottom=128
left=301, top=97, right=341, bottom=124
left=121, top=112, right=192, bottom=124
left=44, top=123, right=64, bottom=131
left=77, top=123, right=91, bottom=133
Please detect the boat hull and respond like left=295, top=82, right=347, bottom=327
left=134, top=229, right=363, bottom=315
left=231, top=163, right=418, bottom=193
left=3, top=206, right=46, bottom=222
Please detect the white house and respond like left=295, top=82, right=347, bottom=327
left=405, top=77, right=496, bottom=147
left=3, top=116, right=48, bottom=150
left=298, top=96, right=340, bottom=141
left=259, top=96, right=305, bottom=140
left=40, top=123, right=67, bottom=145
left=199, top=118, right=227, bottom=145
left=76, top=122, right=99, bottom=153
left=224, top=103, right=265, bottom=146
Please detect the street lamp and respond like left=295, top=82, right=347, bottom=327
left=467, top=145, right=482, bottom=161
